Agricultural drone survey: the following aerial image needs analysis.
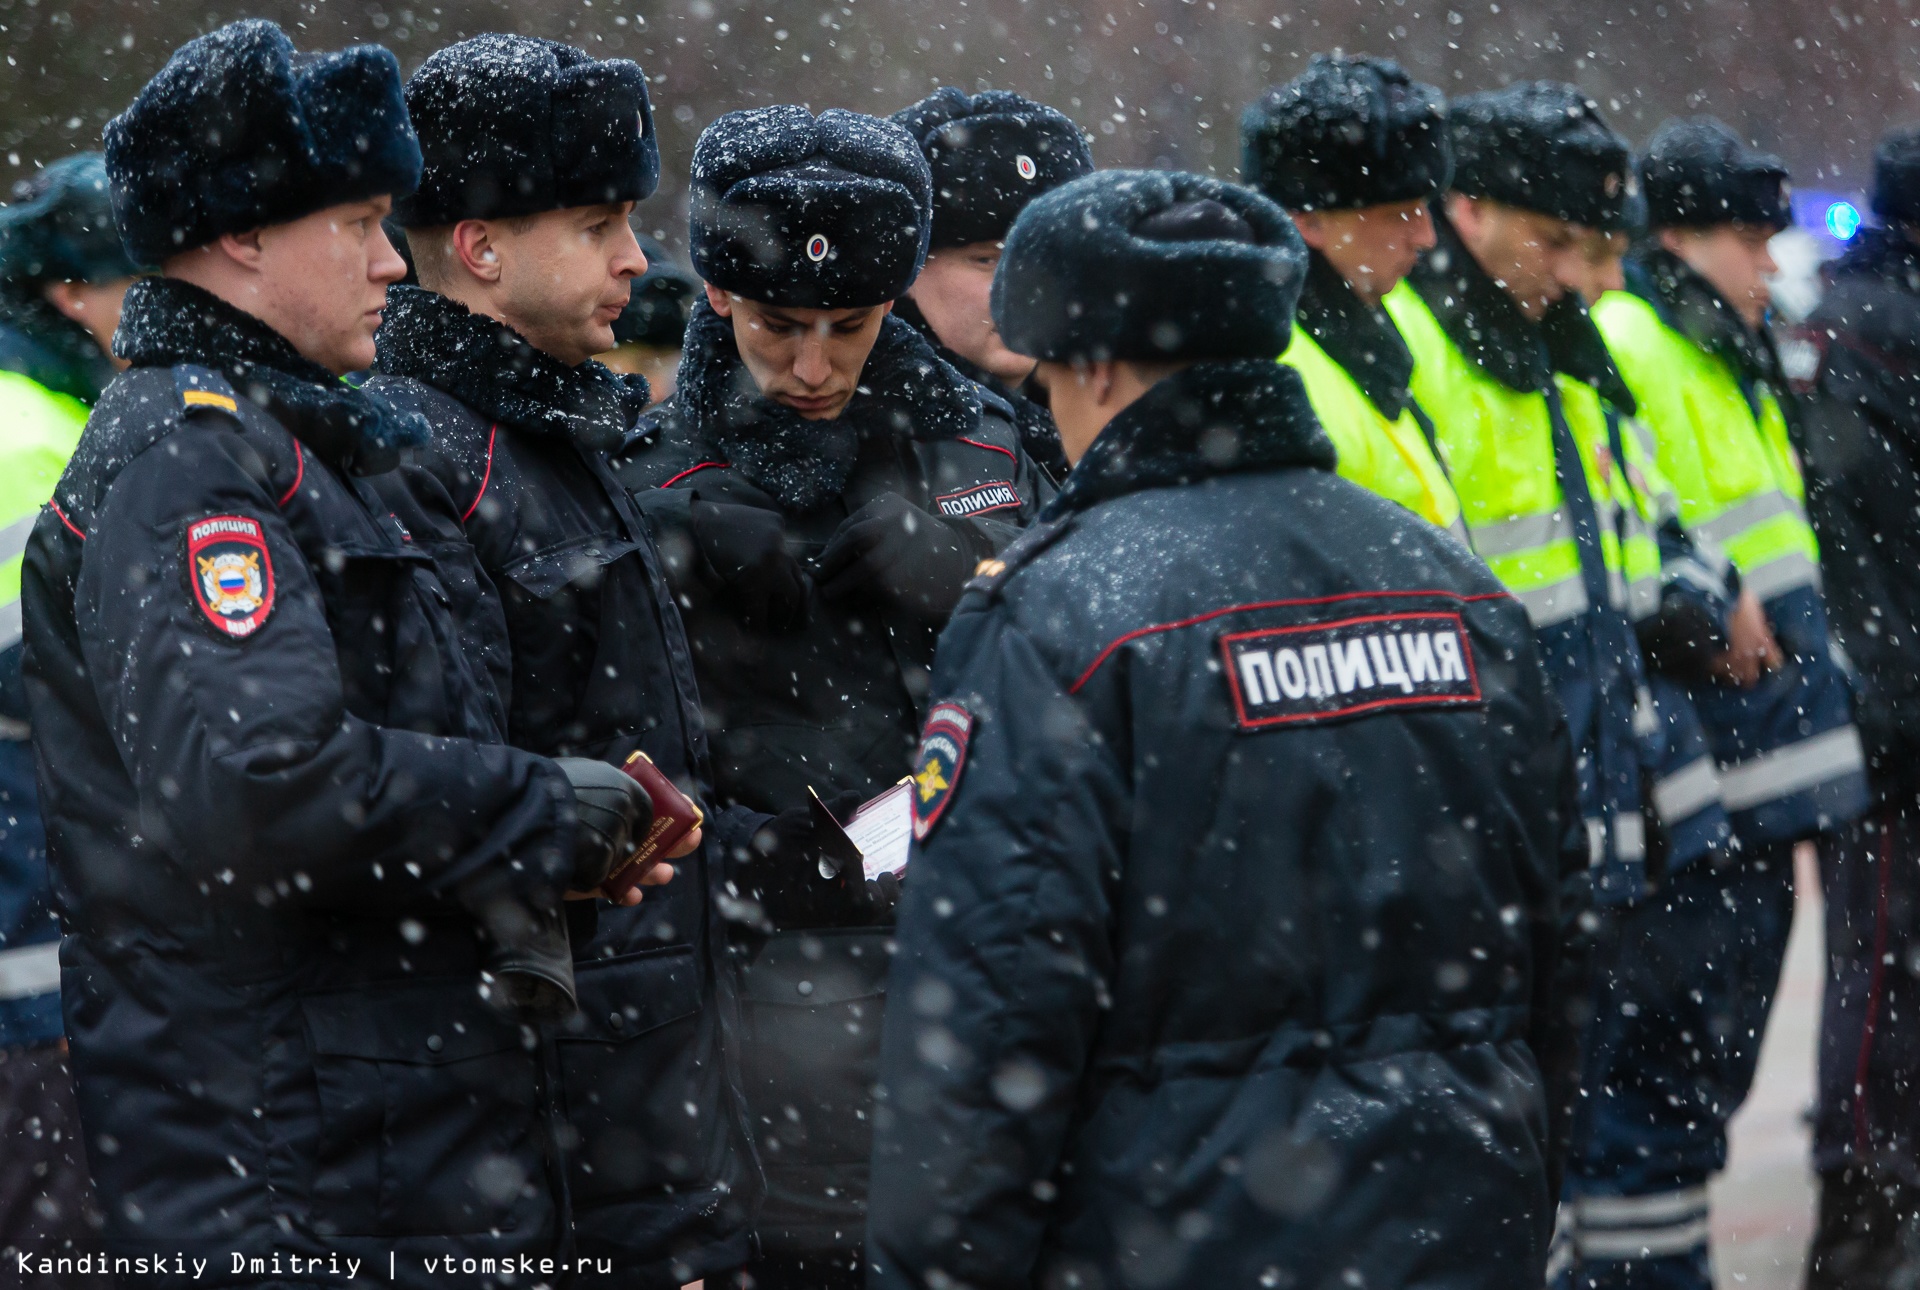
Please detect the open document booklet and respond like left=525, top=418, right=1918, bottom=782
left=808, top=779, right=914, bottom=881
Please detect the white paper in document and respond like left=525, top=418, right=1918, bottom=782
left=844, top=779, right=914, bottom=880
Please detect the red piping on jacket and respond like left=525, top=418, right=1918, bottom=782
left=278, top=441, right=306, bottom=508
left=461, top=425, right=498, bottom=523
left=957, top=436, right=1018, bottom=463
left=659, top=461, right=727, bottom=489
left=1068, top=588, right=1513, bottom=694
left=47, top=501, right=84, bottom=541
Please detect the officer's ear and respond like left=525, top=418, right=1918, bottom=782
left=214, top=228, right=269, bottom=272
left=452, top=220, right=504, bottom=284
left=704, top=283, right=734, bottom=319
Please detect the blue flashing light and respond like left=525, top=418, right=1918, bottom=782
left=1826, top=201, right=1863, bottom=241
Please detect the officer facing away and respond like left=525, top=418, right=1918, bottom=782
left=890, top=87, right=1096, bottom=482
left=20, top=21, right=658, bottom=1283
left=1792, top=122, right=1920, bottom=1289
left=1241, top=53, right=1466, bottom=541
left=0, top=151, right=135, bottom=1284
left=1585, top=117, right=1869, bottom=1289
left=367, top=35, right=751, bottom=1283
left=618, top=105, right=1050, bottom=1288
left=866, top=168, right=1585, bottom=1290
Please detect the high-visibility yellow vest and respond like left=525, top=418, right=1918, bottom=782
left=1279, top=328, right=1467, bottom=541
left=1384, top=283, right=1657, bottom=629
left=1, top=369, right=88, bottom=657
left=1592, top=290, right=1819, bottom=605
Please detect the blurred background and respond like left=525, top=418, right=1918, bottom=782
left=0, top=0, right=1909, bottom=275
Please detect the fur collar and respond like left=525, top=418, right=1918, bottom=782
left=670, top=299, right=981, bottom=513
left=1295, top=249, right=1415, bottom=420
left=1048, top=358, right=1332, bottom=516
left=114, top=276, right=427, bottom=474
left=0, top=288, right=116, bottom=404
left=895, top=293, right=1069, bottom=479
left=1629, top=248, right=1785, bottom=392
left=374, top=285, right=648, bottom=451
left=1408, top=207, right=1634, bottom=408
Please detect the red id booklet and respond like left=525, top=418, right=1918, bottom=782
left=603, top=752, right=705, bottom=902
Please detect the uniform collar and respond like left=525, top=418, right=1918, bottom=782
left=664, top=299, right=982, bottom=514
left=1294, top=249, right=1415, bottom=421
left=1046, top=358, right=1332, bottom=517
left=113, top=276, right=427, bottom=475
left=1629, top=248, right=1783, bottom=392
left=1408, top=206, right=1633, bottom=408
left=374, top=285, right=647, bottom=452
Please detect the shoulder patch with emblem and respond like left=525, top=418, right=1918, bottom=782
left=1221, top=611, right=1482, bottom=729
left=188, top=515, right=275, bottom=638
left=911, top=701, right=973, bottom=841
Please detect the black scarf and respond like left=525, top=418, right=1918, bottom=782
left=1408, top=207, right=1634, bottom=409
left=374, top=285, right=650, bottom=452
left=670, top=299, right=980, bottom=514
left=1294, top=249, right=1417, bottom=421
left=0, top=287, right=117, bottom=404
left=1629, top=248, right=1787, bottom=395
left=893, top=294, right=1070, bottom=480
left=1047, top=358, right=1332, bottom=516
left=114, top=276, right=427, bottom=475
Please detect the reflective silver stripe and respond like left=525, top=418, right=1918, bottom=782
left=1446, top=516, right=1474, bottom=550
left=0, top=513, right=35, bottom=566
left=1585, top=818, right=1607, bottom=868
left=1738, top=550, right=1822, bottom=601
left=1470, top=509, right=1571, bottom=559
left=0, top=716, right=28, bottom=741
left=0, top=597, right=19, bottom=653
left=1829, top=635, right=1856, bottom=679
left=1695, top=491, right=1796, bottom=546
left=1720, top=726, right=1867, bottom=811
left=1614, top=811, right=1647, bottom=861
left=0, top=941, right=60, bottom=1001
left=1654, top=756, right=1724, bottom=823
left=1575, top=1219, right=1712, bottom=1260
left=1627, top=573, right=1661, bottom=622
left=1515, top=576, right=1591, bottom=628
left=1664, top=557, right=1728, bottom=601
left=1574, top=1185, right=1710, bottom=1226
left=1633, top=686, right=1659, bottom=737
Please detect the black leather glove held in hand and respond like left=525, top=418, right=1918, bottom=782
left=731, top=791, right=872, bottom=931
left=815, top=492, right=982, bottom=620
left=457, top=864, right=577, bottom=1023
left=689, top=498, right=812, bottom=631
left=553, top=756, right=654, bottom=893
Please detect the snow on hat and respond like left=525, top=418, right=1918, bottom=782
left=689, top=106, right=933, bottom=310
left=991, top=168, right=1306, bottom=363
left=104, top=19, right=420, bottom=265
left=1240, top=53, right=1453, bottom=212
left=0, top=154, right=137, bottom=287
left=611, top=234, right=699, bottom=348
left=1640, top=117, right=1791, bottom=231
left=397, top=34, right=658, bottom=228
left=1449, top=81, right=1633, bottom=231
left=890, top=87, right=1094, bottom=248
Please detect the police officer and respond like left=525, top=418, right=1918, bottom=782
left=1588, top=117, right=1869, bottom=1288
left=0, top=151, right=134, bottom=1285
left=366, top=35, right=755, bottom=1282
left=617, top=105, right=1050, bottom=1289
left=20, top=21, right=657, bottom=1282
left=1241, top=53, right=1465, bottom=540
left=1792, top=123, right=1920, bottom=1288
left=890, top=87, right=1095, bottom=481
left=865, top=167, right=1583, bottom=1289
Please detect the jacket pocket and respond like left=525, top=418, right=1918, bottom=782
left=554, top=946, right=712, bottom=1202
left=738, top=928, right=891, bottom=1168
left=300, top=978, right=548, bottom=1238
left=499, top=535, right=641, bottom=601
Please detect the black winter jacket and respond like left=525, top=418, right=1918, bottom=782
left=615, top=302, right=1050, bottom=1256
left=1794, top=226, right=1920, bottom=803
left=367, top=285, right=757, bottom=1284
left=866, top=359, right=1583, bottom=1290
left=20, top=278, right=576, bottom=1284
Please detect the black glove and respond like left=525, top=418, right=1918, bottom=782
left=553, top=756, right=654, bottom=893
left=815, top=492, right=982, bottom=620
left=457, top=864, right=578, bottom=1023
left=863, top=869, right=903, bottom=924
left=689, top=498, right=812, bottom=631
left=729, top=791, right=872, bottom=931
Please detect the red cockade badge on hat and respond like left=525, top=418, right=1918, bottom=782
left=911, top=701, right=973, bottom=842
left=187, top=514, right=275, bottom=639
